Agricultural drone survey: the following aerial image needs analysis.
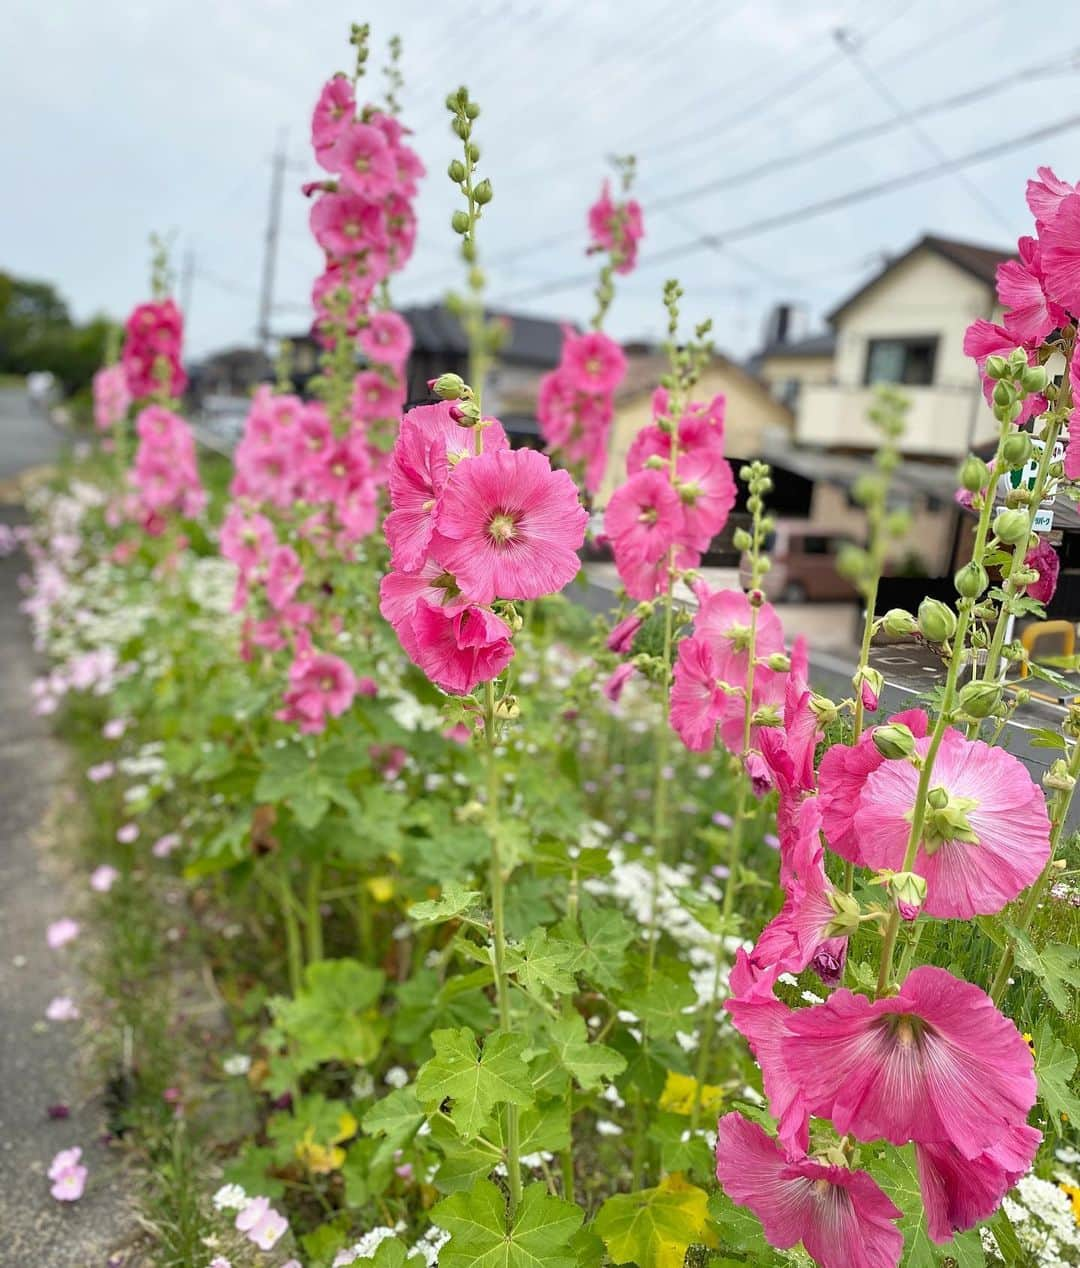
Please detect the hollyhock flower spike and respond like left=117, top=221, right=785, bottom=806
left=782, top=965, right=1037, bottom=1158
left=715, top=1113, right=903, bottom=1268
left=312, top=75, right=356, bottom=167
left=433, top=446, right=587, bottom=604
left=276, top=652, right=358, bottom=734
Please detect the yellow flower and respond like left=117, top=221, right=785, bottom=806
left=366, top=876, right=395, bottom=904
left=658, top=1071, right=723, bottom=1117
left=294, top=1110, right=358, bottom=1176
left=1060, top=1181, right=1080, bottom=1225
left=1022, top=1032, right=1036, bottom=1057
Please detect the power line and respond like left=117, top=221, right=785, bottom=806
left=833, top=26, right=1014, bottom=234
left=493, top=111, right=1080, bottom=304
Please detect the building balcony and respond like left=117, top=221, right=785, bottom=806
left=795, top=382, right=984, bottom=457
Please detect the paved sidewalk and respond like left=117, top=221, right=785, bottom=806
left=0, top=505, right=130, bottom=1263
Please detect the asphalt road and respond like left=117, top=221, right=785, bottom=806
left=0, top=386, right=65, bottom=480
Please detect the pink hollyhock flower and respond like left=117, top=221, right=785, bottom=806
left=606, top=613, right=642, bottom=654
left=750, top=798, right=849, bottom=987
left=916, top=1121, right=1040, bottom=1244
left=998, top=236, right=1066, bottom=345
left=310, top=193, right=387, bottom=258
left=352, top=369, right=404, bottom=422
left=266, top=545, right=304, bottom=612
left=1066, top=353, right=1080, bottom=481
left=433, top=447, right=587, bottom=603
left=615, top=544, right=700, bottom=603
left=1027, top=165, right=1078, bottom=226
left=46, top=996, right=80, bottom=1022
left=220, top=508, right=277, bottom=576
left=670, top=635, right=728, bottom=752
left=329, top=121, right=395, bottom=199
left=758, top=637, right=819, bottom=854
left=603, top=661, right=636, bottom=702
left=48, top=1147, right=88, bottom=1202
left=674, top=446, right=736, bottom=550
left=860, top=677, right=879, bottom=712
left=714, top=1113, right=903, bottom=1268
left=817, top=709, right=929, bottom=864
left=560, top=330, right=627, bottom=395
left=312, top=75, right=356, bottom=167
left=725, top=951, right=809, bottom=1156
left=605, top=470, right=683, bottom=566
left=90, top=864, right=119, bottom=893
left=852, top=728, right=1050, bottom=918
left=1026, top=536, right=1060, bottom=604
left=122, top=299, right=187, bottom=399
left=409, top=600, right=514, bottom=695
left=379, top=559, right=468, bottom=637
left=47, top=918, right=80, bottom=949
left=1038, top=190, right=1080, bottom=314
left=277, top=653, right=357, bottom=733
left=360, top=310, right=412, bottom=368
left=587, top=180, right=645, bottom=273
left=962, top=319, right=1046, bottom=427
left=92, top=365, right=131, bottom=431
left=782, top=965, right=1037, bottom=1157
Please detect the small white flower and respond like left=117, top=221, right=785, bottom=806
left=212, top=1182, right=247, bottom=1211
left=223, top=1054, right=251, bottom=1077
left=595, top=1119, right=623, bottom=1137
left=384, top=1066, right=409, bottom=1089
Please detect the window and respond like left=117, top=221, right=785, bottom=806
left=864, top=337, right=938, bottom=386
left=775, top=377, right=801, bottom=408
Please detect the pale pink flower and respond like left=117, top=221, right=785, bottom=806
left=152, top=832, right=182, bottom=858
left=849, top=729, right=1050, bottom=918
left=116, top=823, right=139, bottom=845
left=782, top=965, right=1037, bottom=1157
left=92, top=365, right=131, bottom=431
left=90, top=864, right=119, bottom=893
left=87, top=761, right=115, bottom=783
left=433, top=447, right=587, bottom=603
left=235, top=1195, right=271, bottom=1233
left=49, top=1149, right=88, bottom=1202
left=247, top=1207, right=289, bottom=1250
left=102, top=718, right=128, bottom=740
left=46, top=996, right=80, bottom=1022
left=714, top=1113, right=903, bottom=1268
left=47, top=918, right=80, bottom=949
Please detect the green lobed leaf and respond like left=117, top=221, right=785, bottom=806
left=506, top=927, right=581, bottom=998
left=1006, top=925, right=1080, bottom=1015
left=1034, top=1017, right=1080, bottom=1135
left=435, top=1179, right=584, bottom=1268
left=594, top=1173, right=718, bottom=1268
left=415, top=1027, right=534, bottom=1141
left=409, top=884, right=484, bottom=926
left=548, top=1013, right=627, bottom=1091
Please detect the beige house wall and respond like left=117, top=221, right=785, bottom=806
left=599, top=361, right=793, bottom=504
left=758, top=352, right=833, bottom=397
left=808, top=481, right=954, bottom=576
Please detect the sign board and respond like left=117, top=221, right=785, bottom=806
left=996, top=436, right=1063, bottom=508
left=1033, top=507, right=1054, bottom=533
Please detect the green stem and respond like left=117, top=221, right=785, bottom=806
left=276, top=867, right=303, bottom=995
left=305, top=862, right=324, bottom=965
left=484, top=680, right=521, bottom=1215
left=875, top=417, right=1010, bottom=995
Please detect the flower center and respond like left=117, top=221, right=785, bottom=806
left=320, top=676, right=335, bottom=692
left=586, top=356, right=602, bottom=376
left=639, top=507, right=658, bottom=525
left=354, top=155, right=370, bottom=173
left=911, top=787, right=981, bottom=853
left=487, top=512, right=518, bottom=545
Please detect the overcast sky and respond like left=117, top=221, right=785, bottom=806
left=4, top=0, right=1079, bottom=362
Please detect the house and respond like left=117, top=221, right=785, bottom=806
left=794, top=234, right=1011, bottom=458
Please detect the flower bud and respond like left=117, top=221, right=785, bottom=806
left=881, top=608, right=918, bottom=638
left=993, top=380, right=1015, bottom=408
left=993, top=509, right=1030, bottom=546
left=430, top=373, right=466, bottom=400
left=984, top=355, right=1009, bottom=380
left=1043, top=758, right=1076, bottom=792
left=1021, top=364, right=1048, bottom=394
left=447, top=159, right=466, bottom=182
left=927, top=787, right=949, bottom=810
left=764, top=652, right=791, bottom=672
left=836, top=544, right=868, bottom=582
left=750, top=704, right=783, bottom=728
left=917, top=598, right=957, bottom=642
left=474, top=178, right=493, bottom=205
left=872, top=723, right=916, bottom=760
left=957, top=680, right=1000, bottom=718
left=824, top=889, right=863, bottom=938
left=885, top=871, right=927, bottom=921
left=958, top=454, right=989, bottom=493
left=732, top=528, right=752, bottom=552
left=954, top=561, right=988, bottom=599
left=450, top=209, right=470, bottom=235
left=1000, top=432, right=1033, bottom=470
left=808, top=694, right=839, bottom=726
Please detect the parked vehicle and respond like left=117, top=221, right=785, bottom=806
left=742, top=521, right=858, bottom=602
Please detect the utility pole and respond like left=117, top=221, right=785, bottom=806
left=257, top=130, right=288, bottom=354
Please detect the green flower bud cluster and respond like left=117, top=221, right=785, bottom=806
left=992, top=508, right=1031, bottom=547
left=954, top=561, right=988, bottom=600
left=985, top=348, right=1048, bottom=424
left=917, top=598, right=957, bottom=643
